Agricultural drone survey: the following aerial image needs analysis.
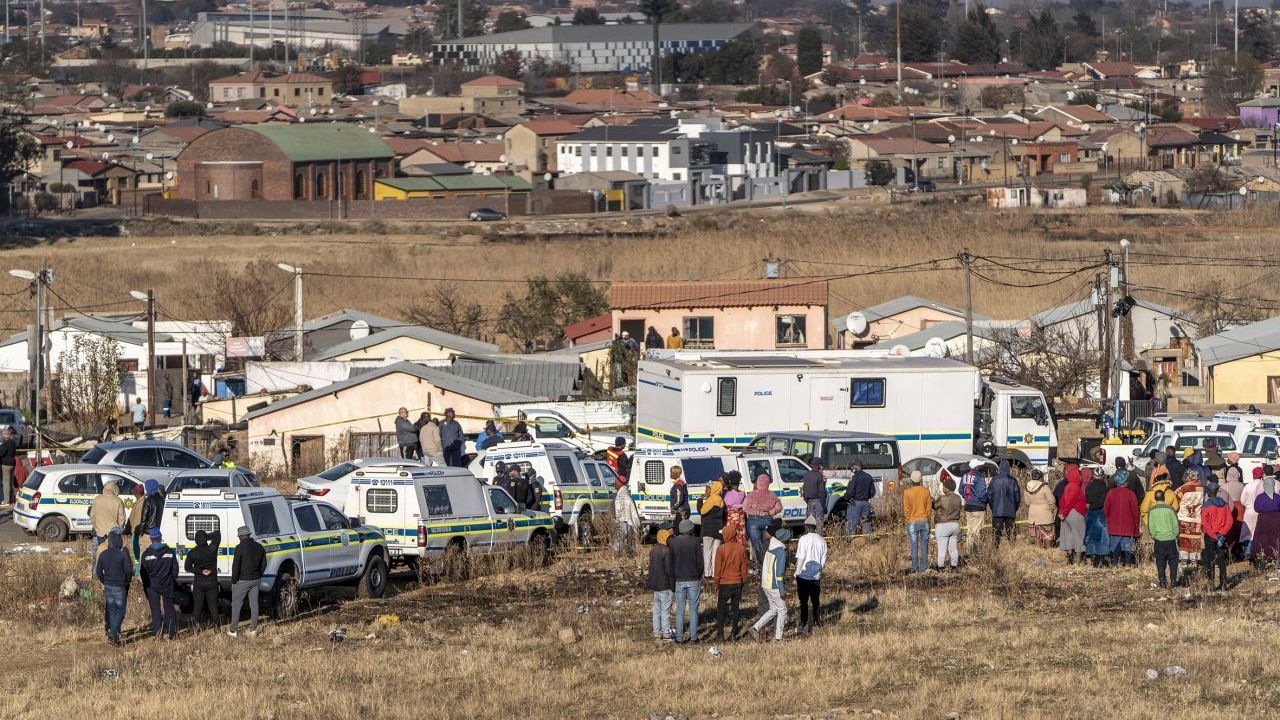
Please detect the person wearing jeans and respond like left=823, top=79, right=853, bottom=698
left=94, top=528, right=131, bottom=644
left=749, top=527, right=791, bottom=642
left=648, top=525, right=675, bottom=639
left=902, top=471, right=932, bottom=574
left=933, top=477, right=963, bottom=570
left=742, top=474, right=783, bottom=563
left=842, top=463, right=877, bottom=536
left=669, top=519, right=704, bottom=643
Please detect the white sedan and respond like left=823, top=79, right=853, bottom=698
left=900, top=454, right=998, bottom=497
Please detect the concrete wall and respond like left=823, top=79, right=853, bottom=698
left=1208, top=353, right=1280, bottom=405
left=146, top=196, right=530, bottom=220
left=612, top=304, right=826, bottom=351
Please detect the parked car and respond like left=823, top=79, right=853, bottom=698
left=468, top=207, right=507, bottom=221
left=80, top=439, right=258, bottom=488
left=297, top=457, right=427, bottom=507
left=909, top=180, right=937, bottom=193
left=900, top=454, right=998, bottom=498
left=168, top=468, right=259, bottom=492
left=0, top=408, right=34, bottom=447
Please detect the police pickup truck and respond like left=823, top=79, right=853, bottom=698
left=161, top=487, right=390, bottom=618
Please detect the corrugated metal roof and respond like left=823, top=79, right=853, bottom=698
left=446, top=358, right=582, bottom=400
left=611, top=281, right=827, bottom=309
left=1032, top=296, right=1190, bottom=327
left=244, top=124, right=395, bottom=162
left=455, top=22, right=752, bottom=45
left=1195, top=316, right=1280, bottom=367
left=314, top=325, right=498, bottom=360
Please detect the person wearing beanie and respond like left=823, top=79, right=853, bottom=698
left=1057, top=464, right=1088, bottom=564
left=140, top=527, right=179, bottom=639
left=988, top=460, right=1022, bottom=548
left=794, top=517, right=827, bottom=633
left=842, top=461, right=878, bottom=537
left=1083, top=467, right=1112, bottom=567
left=184, top=527, right=222, bottom=631
left=1025, top=469, right=1057, bottom=548
left=1147, top=490, right=1180, bottom=588
left=713, top=524, right=748, bottom=641
left=902, top=470, right=932, bottom=574
left=668, top=467, right=690, bottom=523
left=932, top=477, right=963, bottom=570
left=669, top=519, right=703, bottom=643
left=605, top=437, right=630, bottom=478
left=800, top=459, right=828, bottom=526
left=1175, top=466, right=1206, bottom=565
left=1200, top=478, right=1233, bottom=590
left=229, top=525, right=266, bottom=638
left=1164, top=446, right=1183, bottom=486
left=94, top=527, right=132, bottom=645
left=959, top=459, right=990, bottom=553
left=1103, top=469, right=1140, bottom=566
left=648, top=523, right=675, bottom=641
left=749, top=526, right=791, bottom=643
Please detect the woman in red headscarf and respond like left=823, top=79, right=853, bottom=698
left=1057, top=464, right=1088, bottom=564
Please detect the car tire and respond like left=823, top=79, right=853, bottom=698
left=271, top=570, right=299, bottom=620
left=529, top=531, right=553, bottom=567
left=36, top=516, right=69, bottom=542
left=357, top=555, right=388, bottom=598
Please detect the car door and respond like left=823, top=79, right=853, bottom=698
left=487, top=486, right=520, bottom=550
left=593, top=461, right=620, bottom=513
left=315, top=503, right=362, bottom=579
left=157, top=447, right=210, bottom=486
left=115, top=447, right=162, bottom=483
left=56, top=470, right=101, bottom=534
left=244, top=498, right=290, bottom=590
left=290, top=504, right=329, bottom=583
left=100, top=471, right=141, bottom=513
left=775, top=457, right=810, bottom=522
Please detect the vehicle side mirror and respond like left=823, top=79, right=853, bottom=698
left=348, top=517, right=360, bottom=528
left=1131, top=449, right=1141, bottom=457
left=1268, top=452, right=1278, bottom=461
left=516, top=502, right=527, bottom=512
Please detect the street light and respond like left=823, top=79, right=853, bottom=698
left=277, top=263, right=303, bottom=361
left=12, top=268, right=44, bottom=450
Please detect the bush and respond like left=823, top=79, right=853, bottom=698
left=865, top=159, right=895, bottom=186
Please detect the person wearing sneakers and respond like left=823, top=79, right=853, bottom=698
left=139, top=528, right=179, bottom=639
left=794, top=517, right=827, bottom=634
left=670, top=519, right=703, bottom=643
left=228, top=526, right=266, bottom=638
left=902, top=470, right=932, bottom=574
left=749, top=526, right=791, bottom=643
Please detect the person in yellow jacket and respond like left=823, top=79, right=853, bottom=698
left=1141, top=466, right=1179, bottom=524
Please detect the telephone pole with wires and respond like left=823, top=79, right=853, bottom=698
left=959, top=249, right=974, bottom=364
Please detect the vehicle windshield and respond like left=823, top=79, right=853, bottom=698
left=1176, top=435, right=1238, bottom=452
left=171, top=475, right=235, bottom=490
left=80, top=447, right=106, bottom=464
left=317, top=462, right=358, bottom=481
left=821, top=441, right=898, bottom=470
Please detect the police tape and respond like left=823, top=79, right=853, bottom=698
left=819, top=517, right=1033, bottom=542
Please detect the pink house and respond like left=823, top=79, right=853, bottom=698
left=611, top=281, right=828, bottom=350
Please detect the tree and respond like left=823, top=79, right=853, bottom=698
left=1152, top=98, right=1183, bottom=122
left=796, top=26, right=824, bottom=76
left=0, top=120, right=39, bottom=196
left=1068, top=90, right=1098, bottom=107
left=1019, top=9, right=1065, bottom=69
left=56, top=334, right=122, bottom=437
left=572, top=7, right=605, bottom=24
left=333, top=64, right=365, bottom=95
left=979, top=323, right=1101, bottom=405
left=1188, top=286, right=1268, bottom=336
left=953, top=3, right=1002, bottom=64
left=1071, top=9, right=1098, bottom=37
left=497, top=274, right=610, bottom=351
left=899, top=0, right=946, bottom=61
left=1241, top=10, right=1275, bottom=62
left=735, top=84, right=791, bottom=104
left=433, top=0, right=488, bottom=39
left=685, top=0, right=740, bottom=22
left=762, top=51, right=797, bottom=82
left=493, top=10, right=531, bottom=33
left=865, top=159, right=895, bottom=185
left=403, top=284, right=487, bottom=339
left=819, top=137, right=850, bottom=170
left=491, top=49, right=524, bottom=79
left=640, top=0, right=681, bottom=90
left=979, top=84, right=1022, bottom=109
left=1203, top=53, right=1263, bottom=115
left=197, top=260, right=295, bottom=359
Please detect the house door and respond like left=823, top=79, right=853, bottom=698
left=1268, top=377, right=1280, bottom=404
left=619, top=319, right=645, bottom=342
left=290, top=435, right=326, bottom=476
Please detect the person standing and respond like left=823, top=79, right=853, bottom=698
left=228, top=526, right=265, bottom=638
left=1147, top=490, right=1180, bottom=588
left=801, top=460, right=827, bottom=526
left=794, top=517, right=827, bottom=633
left=987, top=460, right=1021, bottom=548
left=0, top=428, right=15, bottom=508
left=139, top=528, right=179, bottom=640
left=130, top=397, right=146, bottom=431
left=1103, top=470, right=1140, bottom=566
left=1083, top=467, right=1112, bottom=566
left=88, top=479, right=126, bottom=559
left=1175, top=467, right=1206, bottom=566
left=933, top=477, right=962, bottom=571
left=394, top=407, right=418, bottom=460
left=713, top=525, right=747, bottom=641
left=126, top=483, right=146, bottom=569
left=842, top=462, right=877, bottom=537
left=1117, top=458, right=1144, bottom=508
left=743, top=474, right=783, bottom=563
left=644, top=326, right=664, bottom=350
left=1025, top=469, right=1057, bottom=547
left=669, top=519, right=704, bottom=644
left=1200, top=479, right=1232, bottom=590
left=1242, top=466, right=1267, bottom=556
left=669, top=467, right=690, bottom=523
left=960, top=460, right=989, bottom=553
left=1164, top=446, right=1183, bottom=486
left=94, top=528, right=131, bottom=645
left=1250, top=472, right=1280, bottom=562
left=439, top=409, right=464, bottom=467
left=647, top=526, right=674, bottom=641
left=1140, top=466, right=1179, bottom=525
left=475, top=420, right=503, bottom=451
left=184, top=528, right=221, bottom=631
left=605, top=437, right=630, bottom=478
left=723, top=472, right=746, bottom=544
left=1219, top=458, right=1246, bottom=559
left=902, top=470, right=932, bottom=574
left=1057, top=465, right=1088, bottom=564
left=748, top=527, right=791, bottom=643
left=613, top=477, right=641, bottom=556
left=698, top=477, right=726, bottom=579
left=665, top=327, right=684, bottom=349
left=418, top=414, right=445, bottom=466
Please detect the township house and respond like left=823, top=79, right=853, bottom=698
left=610, top=281, right=828, bottom=350
left=1194, top=317, right=1280, bottom=404
left=206, top=70, right=335, bottom=106
left=830, top=295, right=982, bottom=349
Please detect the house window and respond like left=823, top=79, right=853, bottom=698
left=575, top=147, right=581, bottom=156
left=315, top=172, right=326, bottom=197
left=716, top=377, right=737, bottom=416
left=776, top=315, right=807, bottom=347
left=1059, top=153, right=1071, bottom=162
left=849, top=378, right=886, bottom=408
left=672, top=146, right=682, bottom=155
left=590, top=146, right=597, bottom=156
left=683, top=316, right=714, bottom=348
left=673, top=172, right=682, bottom=180
left=274, top=88, right=280, bottom=97
left=318, top=88, right=325, bottom=96
left=606, top=146, right=612, bottom=156
left=294, top=174, right=305, bottom=199
left=259, top=87, right=265, bottom=98
left=250, top=179, right=259, bottom=199
left=294, top=88, right=301, bottom=96
left=355, top=170, right=366, bottom=197
left=936, top=156, right=945, bottom=169
left=621, top=146, right=629, bottom=156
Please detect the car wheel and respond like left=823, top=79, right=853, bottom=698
left=529, top=531, right=553, bottom=567
left=357, top=555, right=388, bottom=598
left=271, top=570, right=299, bottom=620
left=36, top=516, right=69, bottom=542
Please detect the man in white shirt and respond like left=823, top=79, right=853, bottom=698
left=130, top=398, right=146, bottom=430
left=794, top=515, right=828, bottom=634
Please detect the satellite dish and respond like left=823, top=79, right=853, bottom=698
left=891, top=344, right=911, bottom=357
left=925, top=337, right=947, bottom=358
left=844, top=312, right=869, bottom=337
left=349, top=320, right=370, bottom=341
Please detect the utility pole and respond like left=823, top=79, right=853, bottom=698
left=1095, top=272, right=1107, bottom=401
left=1119, top=238, right=1132, bottom=361
left=457, top=0, right=463, bottom=39
left=278, top=263, right=303, bottom=360
left=180, top=338, right=188, bottom=422
left=1234, top=0, right=1239, bottom=61
left=960, top=249, right=974, bottom=364
left=146, top=290, right=155, bottom=428
left=895, top=0, right=902, bottom=100
left=1102, top=250, right=1114, bottom=401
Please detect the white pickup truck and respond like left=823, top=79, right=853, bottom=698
left=466, top=408, right=633, bottom=458
left=1128, top=430, right=1275, bottom=480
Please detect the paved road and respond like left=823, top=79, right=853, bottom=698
left=0, top=505, right=59, bottom=548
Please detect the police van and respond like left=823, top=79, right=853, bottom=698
left=319, top=465, right=556, bottom=566
left=162, top=486, right=389, bottom=618
left=14, top=464, right=144, bottom=541
left=629, top=444, right=814, bottom=533
left=467, top=441, right=617, bottom=541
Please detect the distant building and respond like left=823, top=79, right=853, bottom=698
left=398, top=75, right=526, bottom=118
left=207, top=70, right=334, bottom=106
left=504, top=118, right=581, bottom=174
left=188, top=10, right=406, bottom=52
left=556, top=118, right=775, bottom=185
left=431, top=22, right=753, bottom=73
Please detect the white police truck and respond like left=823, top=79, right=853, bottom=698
left=162, top=486, right=389, bottom=618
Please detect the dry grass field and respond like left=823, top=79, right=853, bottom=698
left=4, top=528, right=1280, bottom=720
left=2, top=204, right=1279, bottom=340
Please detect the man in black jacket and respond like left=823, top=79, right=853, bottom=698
left=647, top=526, right=674, bottom=640
left=140, top=528, right=179, bottom=639
left=95, top=528, right=132, bottom=644
left=184, top=529, right=221, bottom=631
left=669, top=519, right=704, bottom=644
left=843, top=463, right=878, bottom=536
left=228, top=525, right=266, bottom=637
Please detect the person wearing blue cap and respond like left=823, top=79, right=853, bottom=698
left=748, top=526, right=791, bottom=642
left=140, top=527, right=179, bottom=639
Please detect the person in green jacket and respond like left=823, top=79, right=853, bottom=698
left=1148, top=490, right=1180, bottom=588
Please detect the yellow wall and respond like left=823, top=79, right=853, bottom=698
left=1209, top=352, right=1280, bottom=404
left=327, top=336, right=461, bottom=362
left=373, top=183, right=416, bottom=200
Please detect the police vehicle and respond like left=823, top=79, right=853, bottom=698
left=161, top=486, right=389, bottom=618
left=14, top=464, right=144, bottom=541
left=296, top=457, right=428, bottom=508
left=331, top=465, right=556, bottom=567
left=629, top=444, right=814, bottom=533
left=467, top=441, right=617, bottom=542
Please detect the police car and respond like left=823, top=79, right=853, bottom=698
left=331, top=465, right=556, bottom=567
left=629, top=444, right=815, bottom=532
left=467, top=441, right=617, bottom=542
left=162, top=486, right=389, bottom=617
left=14, top=464, right=144, bottom=541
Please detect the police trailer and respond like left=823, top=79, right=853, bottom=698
left=636, top=350, right=1057, bottom=468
